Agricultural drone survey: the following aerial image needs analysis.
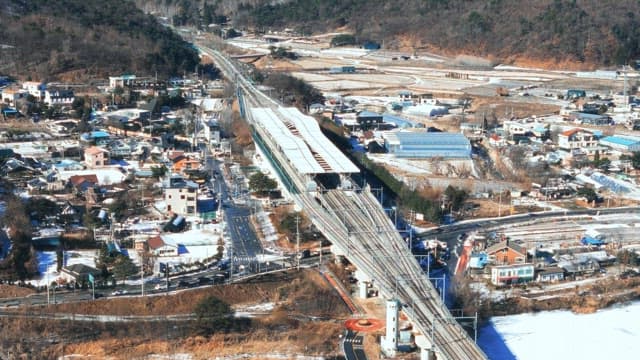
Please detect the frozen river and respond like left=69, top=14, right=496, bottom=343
left=478, top=301, right=640, bottom=359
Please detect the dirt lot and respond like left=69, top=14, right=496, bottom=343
left=0, top=270, right=352, bottom=359
left=0, top=284, right=35, bottom=298
left=40, top=270, right=349, bottom=318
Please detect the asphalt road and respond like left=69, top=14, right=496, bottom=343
left=205, top=151, right=264, bottom=265
left=343, top=330, right=366, bottom=360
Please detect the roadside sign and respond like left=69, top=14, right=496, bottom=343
left=88, top=273, right=95, bottom=285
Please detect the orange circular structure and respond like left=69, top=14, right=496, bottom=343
left=345, top=318, right=385, bottom=332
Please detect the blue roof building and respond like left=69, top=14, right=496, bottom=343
left=382, top=113, right=421, bottom=128
left=383, top=131, right=471, bottom=158
left=600, top=136, right=640, bottom=152
left=81, top=131, right=111, bottom=145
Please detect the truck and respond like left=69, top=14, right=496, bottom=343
left=581, top=229, right=605, bottom=246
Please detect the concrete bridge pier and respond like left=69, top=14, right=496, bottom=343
left=415, top=335, right=436, bottom=360
left=380, top=299, right=399, bottom=357
left=354, top=269, right=371, bottom=299
left=358, top=280, right=368, bottom=298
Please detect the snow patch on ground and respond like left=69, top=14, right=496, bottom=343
left=478, top=301, right=640, bottom=360
left=29, top=250, right=97, bottom=287
left=234, top=302, right=276, bottom=318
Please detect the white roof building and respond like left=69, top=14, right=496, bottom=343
left=250, top=107, right=359, bottom=175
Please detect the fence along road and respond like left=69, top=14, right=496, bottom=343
left=198, top=43, right=487, bottom=360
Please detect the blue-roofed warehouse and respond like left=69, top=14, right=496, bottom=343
left=383, top=131, right=471, bottom=158
left=600, top=136, right=640, bottom=152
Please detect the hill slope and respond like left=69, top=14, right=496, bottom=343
left=240, top=0, right=640, bottom=68
left=0, top=0, right=199, bottom=80
left=139, top=0, right=640, bottom=69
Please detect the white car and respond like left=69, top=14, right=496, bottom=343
left=155, top=283, right=167, bottom=290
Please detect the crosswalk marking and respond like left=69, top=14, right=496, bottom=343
left=344, top=337, right=363, bottom=345
left=232, top=256, right=257, bottom=264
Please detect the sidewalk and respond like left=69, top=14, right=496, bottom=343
left=319, top=268, right=362, bottom=315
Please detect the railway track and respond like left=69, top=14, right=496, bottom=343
left=198, top=44, right=487, bottom=360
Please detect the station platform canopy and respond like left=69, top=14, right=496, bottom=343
left=251, top=107, right=359, bottom=175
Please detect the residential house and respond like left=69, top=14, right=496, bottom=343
left=147, top=235, right=178, bottom=257
left=1, top=88, right=27, bottom=106
left=26, top=177, right=49, bottom=193
left=570, top=251, right=616, bottom=266
left=489, top=133, right=507, bottom=147
left=172, top=157, right=201, bottom=174
left=109, top=75, right=137, bottom=89
left=43, top=88, right=74, bottom=106
left=416, top=93, right=437, bottom=105
left=163, top=174, right=198, bottom=215
left=486, top=240, right=527, bottom=266
left=503, top=121, right=528, bottom=138
left=109, top=141, right=132, bottom=157
left=460, top=123, right=483, bottom=134
left=398, top=90, right=413, bottom=106
left=536, top=267, right=565, bottom=282
left=357, top=111, right=384, bottom=130
left=81, top=131, right=111, bottom=146
left=200, top=117, right=221, bottom=146
left=60, top=264, right=99, bottom=284
left=68, top=174, right=99, bottom=192
left=84, top=147, right=109, bottom=168
left=22, top=81, right=46, bottom=100
left=569, top=112, right=612, bottom=126
left=558, top=128, right=600, bottom=155
left=165, top=150, right=185, bottom=163
left=490, top=263, right=535, bottom=286
left=134, top=239, right=148, bottom=253
left=191, top=98, right=224, bottom=115
left=557, top=254, right=600, bottom=277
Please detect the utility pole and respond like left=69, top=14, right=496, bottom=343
left=408, top=209, right=414, bottom=250
left=623, top=65, right=629, bottom=107
left=319, top=239, right=322, bottom=268
left=46, top=271, right=50, bottom=306
left=140, top=253, right=144, bottom=297
left=296, top=214, right=300, bottom=271
left=230, top=246, right=234, bottom=280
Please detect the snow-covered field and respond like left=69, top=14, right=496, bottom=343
left=478, top=301, right=640, bottom=360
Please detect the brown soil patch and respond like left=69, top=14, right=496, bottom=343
left=0, top=270, right=351, bottom=358
left=41, top=269, right=349, bottom=318
left=62, top=322, right=344, bottom=359
left=254, top=56, right=303, bottom=72
left=0, top=284, right=35, bottom=298
left=470, top=96, right=561, bottom=119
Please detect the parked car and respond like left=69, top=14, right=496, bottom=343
left=155, top=283, right=168, bottom=290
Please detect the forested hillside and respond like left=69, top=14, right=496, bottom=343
left=241, top=0, right=640, bottom=67
left=138, top=0, right=640, bottom=68
left=0, top=0, right=199, bottom=80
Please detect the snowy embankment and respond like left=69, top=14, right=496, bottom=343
left=478, top=301, right=640, bottom=360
